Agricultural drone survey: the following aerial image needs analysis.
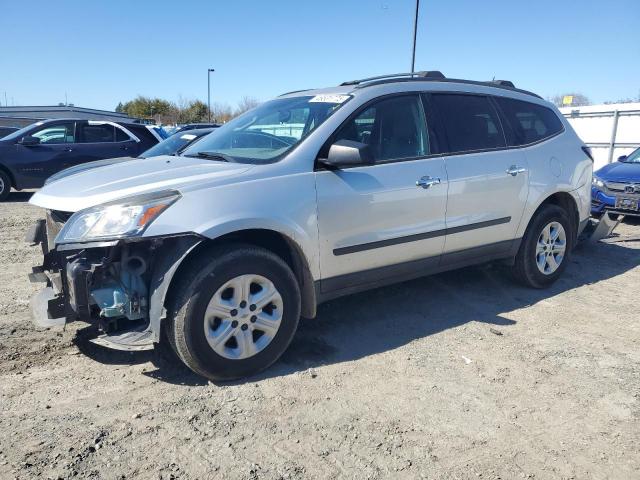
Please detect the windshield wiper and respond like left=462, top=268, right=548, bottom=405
left=185, top=151, right=234, bottom=162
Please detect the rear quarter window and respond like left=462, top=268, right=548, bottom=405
left=115, top=128, right=131, bottom=142
left=121, top=124, right=158, bottom=151
left=495, top=97, right=563, bottom=146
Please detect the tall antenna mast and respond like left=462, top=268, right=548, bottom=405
left=410, top=0, right=420, bottom=73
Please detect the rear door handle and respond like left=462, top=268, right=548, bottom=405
left=416, top=176, right=441, bottom=189
left=506, top=165, right=526, bottom=176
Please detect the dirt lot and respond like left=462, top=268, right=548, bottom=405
left=0, top=192, right=638, bottom=480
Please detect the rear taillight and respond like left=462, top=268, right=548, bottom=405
left=582, top=146, right=594, bottom=162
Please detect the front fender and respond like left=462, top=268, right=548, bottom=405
left=147, top=235, right=203, bottom=342
left=197, top=216, right=320, bottom=280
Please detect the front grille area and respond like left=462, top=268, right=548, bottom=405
left=605, top=181, right=640, bottom=194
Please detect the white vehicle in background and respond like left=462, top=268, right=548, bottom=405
left=26, top=71, right=593, bottom=381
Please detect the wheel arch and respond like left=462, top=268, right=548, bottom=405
left=526, top=191, right=580, bottom=244
left=0, top=164, right=16, bottom=190
left=166, top=228, right=317, bottom=322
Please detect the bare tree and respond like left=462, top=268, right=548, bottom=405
left=210, top=102, right=234, bottom=123
left=117, top=94, right=264, bottom=126
left=235, top=96, right=260, bottom=116
left=603, top=97, right=639, bottom=105
left=550, top=93, right=591, bottom=108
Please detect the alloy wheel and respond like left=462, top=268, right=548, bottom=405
left=535, top=221, right=567, bottom=275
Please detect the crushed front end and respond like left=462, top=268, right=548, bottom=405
left=26, top=207, right=201, bottom=351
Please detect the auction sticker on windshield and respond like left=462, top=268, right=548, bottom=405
left=309, top=94, right=350, bottom=103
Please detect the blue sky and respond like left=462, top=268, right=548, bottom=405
left=1, top=0, right=638, bottom=110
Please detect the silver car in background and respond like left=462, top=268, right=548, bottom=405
left=26, top=71, right=593, bottom=380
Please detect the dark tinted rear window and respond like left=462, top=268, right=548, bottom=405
left=115, top=128, right=130, bottom=142
left=495, top=97, right=563, bottom=146
left=80, top=124, right=115, bottom=143
left=431, top=94, right=505, bottom=154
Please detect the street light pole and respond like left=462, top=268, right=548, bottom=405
left=207, top=68, right=215, bottom=122
left=411, top=0, right=420, bottom=73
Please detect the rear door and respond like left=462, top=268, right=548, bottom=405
left=14, top=120, right=77, bottom=186
left=428, top=93, right=529, bottom=258
left=315, top=94, right=448, bottom=291
left=69, top=122, right=135, bottom=167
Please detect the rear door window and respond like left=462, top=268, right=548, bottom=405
left=79, top=123, right=115, bottom=143
left=494, top=97, right=563, bottom=146
left=430, top=94, right=505, bottom=154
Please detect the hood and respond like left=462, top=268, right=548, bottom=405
left=45, top=156, right=136, bottom=185
left=595, top=161, right=640, bottom=183
left=30, top=155, right=254, bottom=212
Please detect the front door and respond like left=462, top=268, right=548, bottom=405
left=15, top=120, right=77, bottom=187
left=315, top=94, right=448, bottom=292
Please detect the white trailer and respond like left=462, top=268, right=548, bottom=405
left=560, top=102, right=640, bottom=171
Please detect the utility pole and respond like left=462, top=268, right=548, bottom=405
left=411, top=0, right=420, bottom=73
left=207, top=68, right=215, bottom=122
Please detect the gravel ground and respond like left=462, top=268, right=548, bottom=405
left=0, top=192, right=639, bottom=480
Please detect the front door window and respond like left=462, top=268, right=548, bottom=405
left=32, top=122, right=76, bottom=144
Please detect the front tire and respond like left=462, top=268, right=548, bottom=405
left=512, top=204, right=574, bottom=288
left=166, top=245, right=301, bottom=381
left=0, top=170, right=11, bottom=201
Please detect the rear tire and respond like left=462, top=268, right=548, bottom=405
left=166, top=244, right=301, bottom=381
left=0, top=170, right=11, bottom=201
left=512, top=204, right=574, bottom=288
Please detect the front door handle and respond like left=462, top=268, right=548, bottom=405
left=64, top=147, right=73, bottom=152
left=506, top=165, right=526, bottom=176
left=416, top=176, right=441, bottom=189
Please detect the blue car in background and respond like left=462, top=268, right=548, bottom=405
left=0, top=119, right=163, bottom=201
left=592, top=147, right=640, bottom=217
left=45, top=127, right=215, bottom=185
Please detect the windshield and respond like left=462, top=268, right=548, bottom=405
left=622, top=148, right=640, bottom=164
left=1, top=122, right=41, bottom=142
left=140, top=131, right=207, bottom=158
left=181, top=94, right=350, bottom=164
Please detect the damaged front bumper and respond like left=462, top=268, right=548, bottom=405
left=26, top=213, right=202, bottom=350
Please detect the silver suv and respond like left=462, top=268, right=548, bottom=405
left=27, top=72, right=593, bottom=380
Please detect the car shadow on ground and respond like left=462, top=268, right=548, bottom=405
left=72, top=326, right=209, bottom=386
left=72, top=233, right=640, bottom=387
left=6, top=191, right=34, bottom=203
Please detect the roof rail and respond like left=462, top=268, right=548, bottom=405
left=491, top=80, right=515, bottom=88
left=341, top=71, right=541, bottom=99
left=340, top=71, right=445, bottom=86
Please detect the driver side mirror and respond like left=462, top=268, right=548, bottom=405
left=19, top=135, right=41, bottom=146
left=320, top=139, right=374, bottom=168
left=617, top=155, right=628, bottom=162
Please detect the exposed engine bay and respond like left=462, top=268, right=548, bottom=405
left=26, top=210, right=201, bottom=350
